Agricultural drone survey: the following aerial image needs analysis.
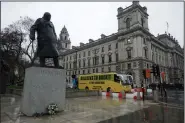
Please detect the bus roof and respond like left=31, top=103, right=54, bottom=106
left=78, top=72, right=117, bottom=77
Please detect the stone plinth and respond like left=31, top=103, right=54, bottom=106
left=21, top=67, right=66, bottom=116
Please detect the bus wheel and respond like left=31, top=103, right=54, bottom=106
left=107, top=87, right=111, bottom=92
left=85, top=86, right=89, bottom=91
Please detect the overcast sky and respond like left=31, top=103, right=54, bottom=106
left=1, top=2, right=184, bottom=47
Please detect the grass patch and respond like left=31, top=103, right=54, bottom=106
left=7, top=85, right=23, bottom=89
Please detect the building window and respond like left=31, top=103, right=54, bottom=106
left=65, top=36, right=67, bottom=40
left=116, top=66, right=119, bottom=72
left=102, top=67, right=104, bottom=72
left=102, top=56, right=105, bottom=64
left=143, top=62, right=146, bottom=67
left=70, top=56, right=72, bottom=60
left=66, top=72, right=67, bottom=75
left=78, top=70, right=80, bottom=74
left=108, top=55, right=112, bottom=63
left=127, top=50, right=131, bottom=59
left=69, top=63, right=71, bottom=69
left=63, top=63, right=65, bottom=69
left=88, top=59, right=90, bottom=66
left=108, top=44, right=111, bottom=51
left=147, top=63, right=149, bottom=68
left=88, top=69, right=90, bottom=73
left=74, top=54, right=77, bottom=60
left=116, top=43, right=118, bottom=49
left=83, top=59, right=85, bottom=67
left=83, top=70, right=85, bottom=74
left=108, top=66, right=111, bottom=72
left=78, top=60, right=81, bottom=68
left=73, top=61, right=77, bottom=69
left=116, top=53, right=119, bottom=62
left=66, top=63, right=68, bottom=69
left=128, top=63, right=131, bottom=69
left=141, top=18, right=144, bottom=27
left=102, top=47, right=104, bottom=52
left=126, top=18, right=131, bottom=29
left=127, top=38, right=131, bottom=43
left=93, top=69, right=95, bottom=73
left=133, top=62, right=136, bottom=67
left=79, top=53, right=81, bottom=58
left=96, top=68, right=98, bottom=73
left=122, top=63, right=125, bottom=69
left=88, top=51, right=90, bottom=56
left=143, top=38, right=146, bottom=44
left=83, top=52, right=86, bottom=57
left=65, top=43, right=67, bottom=48
left=144, top=49, right=148, bottom=58
left=66, top=56, right=68, bottom=61
left=152, top=52, right=154, bottom=61
left=93, top=56, right=99, bottom=65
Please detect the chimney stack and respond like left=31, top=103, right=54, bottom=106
left=89, top=39, right=94, bottom=43
left=132, top=1, right=139, bottom=6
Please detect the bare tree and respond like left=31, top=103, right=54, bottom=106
left=1, top=16, right=36, bottom=83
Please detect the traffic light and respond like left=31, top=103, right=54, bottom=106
left=152, top=64, right=157, bottom=76
left=152, top=64, right=160, bottom=77
left=143, top=69, right=146, bottom=79
left=146, top=69, right=151, bottom=78
left=143, top=69, right=151, bottom=79
left=156, top=65, right=160, bottom=76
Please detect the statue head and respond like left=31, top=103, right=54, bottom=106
left=43, top=12, right=51, bottom=21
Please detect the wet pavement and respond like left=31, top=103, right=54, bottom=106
left=1, top=94, right=184, bottom=123
left=99, top=103, right=184, bottom=123
left=1, top=94, right=157, bottom=123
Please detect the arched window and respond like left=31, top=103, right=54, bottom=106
left=126, top=18, right=131, bottom=29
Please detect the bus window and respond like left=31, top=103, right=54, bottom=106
left=114, top=74, right=120, bottom=83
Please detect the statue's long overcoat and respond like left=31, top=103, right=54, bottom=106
left=30, top=18, right=59, bottom=57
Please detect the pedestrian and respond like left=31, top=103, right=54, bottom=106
left=163, top=81, right=167, bottom=97
left=75, top=78, right=78, bottom=89
left=158, top=84, right=160, bottom=91
left=72, top=78, right=76, bottom=89
left=131, top=83, right=133, bottom=89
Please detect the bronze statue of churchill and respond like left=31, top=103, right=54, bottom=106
left=30, top=12, right=59, bottom=67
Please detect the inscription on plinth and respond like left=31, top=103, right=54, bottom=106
left=21, top=67, right=66, bottom=116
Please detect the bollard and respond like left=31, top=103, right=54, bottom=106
left=98, top=89, right=102, bottom=96
left=109, top=90, right=113, bottom=97
left=120, top=91, right=125, bottom=99
left=137, top=91, right=140, bottom=100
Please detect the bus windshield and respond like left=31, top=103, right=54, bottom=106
left=114, top=74, right=121, bottom=83
left=117, top=74, right=133, bottom=85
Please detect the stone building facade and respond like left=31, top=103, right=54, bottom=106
left=60, top=1, right=184, bottom=86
